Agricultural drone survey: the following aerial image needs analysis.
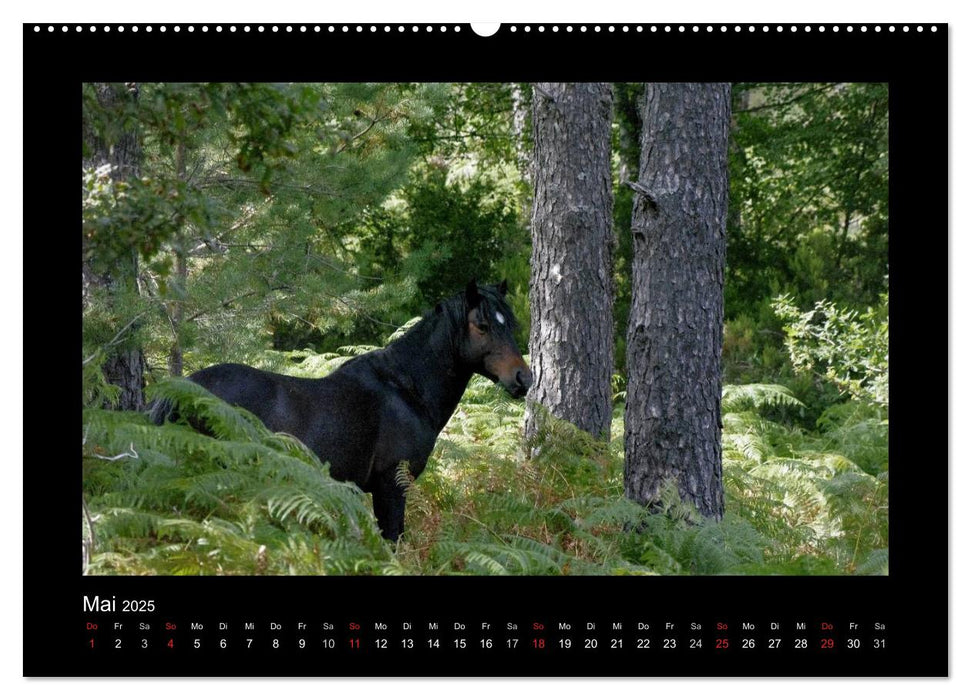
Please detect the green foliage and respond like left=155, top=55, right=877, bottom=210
left=774, top=294, right=889, bottom=407
left=399, top=167, right=523, bottom=308
left=720, top=381, right=888, bottom=573
left=83, top=379, right=392, bottom=575
left=722, top=383, right=805, bottom=413
left=407, top=376, right=885, bottom=576
left=85, top=335, right=887, bottom=575
left=728, top=83, right=888, bottom=315
left=82, top=163, right=186, bottom=275
left=719, top=83, right=889, bottom=419
left=83, top=82, right=450, bottom=379
left=408, top=83, right=518, bottom=168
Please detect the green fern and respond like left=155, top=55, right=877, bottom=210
left=85, top=355, right=887, bottom=576
left=431, top=536, right=567, bottom=575
left=723, top=383, right=806, bottom=412
left=83, top=380, right=391, bottom=575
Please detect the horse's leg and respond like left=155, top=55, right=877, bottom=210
left=371, top=470, right=406, bottom=543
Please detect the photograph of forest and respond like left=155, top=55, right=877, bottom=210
left=81, top=82, right=889, bottom=576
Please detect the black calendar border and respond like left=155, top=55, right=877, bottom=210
left=22, top=23, right=948, bottom=677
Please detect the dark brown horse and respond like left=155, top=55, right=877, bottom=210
left=153, top=280, right=531, bottom=542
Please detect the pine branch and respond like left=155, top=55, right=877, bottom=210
left=335, top=109, right=396, bottom=154
left=184, top=285, right=292, bottom=323
left=82, top=311, right=149, bottom=366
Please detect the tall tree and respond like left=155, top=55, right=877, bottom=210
left=624, top=83, right=731, bottom=518
left=82, top=82, right=147, bottom=411
left=525, top=83, right=614, bottom=440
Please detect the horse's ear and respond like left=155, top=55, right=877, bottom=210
left=435, top=302, right=444, bottom=315
left=465, top=278, right=481, bottom=309
left=498, top=279, right=508, bottom=297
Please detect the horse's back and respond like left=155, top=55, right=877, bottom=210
left=190, top=363, right=286, bottom=414
left=189, top=362, right=382, bottom=485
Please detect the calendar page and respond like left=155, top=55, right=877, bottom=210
left=23, top=21, right=946, bottom=677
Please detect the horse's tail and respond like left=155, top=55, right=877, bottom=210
left=148, top=397, right=176, bottom=425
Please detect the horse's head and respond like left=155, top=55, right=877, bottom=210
left=459, top=279, right=533, bottom=398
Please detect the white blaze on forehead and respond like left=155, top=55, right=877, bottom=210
left=495, top=311, right=506, bottom=326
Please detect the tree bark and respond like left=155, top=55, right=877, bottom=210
left=83, top=82, right=147, bottom=411
left=525, top=83, right=614, bottom=441
left=624, top=83, right=731, bottom=518
left=168, top=138, right=188, bottom=378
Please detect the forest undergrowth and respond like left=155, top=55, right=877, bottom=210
left=82, top=348, right=888, bottom=577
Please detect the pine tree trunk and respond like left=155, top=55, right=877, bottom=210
left=525, top=83, right=614, bottom=441
left=624, top=83, right=731, bottom=518
left=168, top=138, right=188, bottom=378
left=83, top=82, right=147, bottom=411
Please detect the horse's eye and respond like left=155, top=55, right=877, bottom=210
left=477, top=323, right=490, bottom=333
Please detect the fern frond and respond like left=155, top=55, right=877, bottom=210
left=722, top=383, right=806, bottom=412
left=432, top=537, right=565, bottom=576
left=147, top=379, right=268, bottom=443
left=337, top=344, right=381, bottom=356
left=385, top=316, right=422, bottom=342
left=855, top=548, right=889, bottom=575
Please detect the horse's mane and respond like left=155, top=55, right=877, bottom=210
left=336, top=283, right=518, bottom=377
left=430, top=283, right=519, bottom=337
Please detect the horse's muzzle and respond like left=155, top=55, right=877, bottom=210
left=506, top=367, right=533, bottom=398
